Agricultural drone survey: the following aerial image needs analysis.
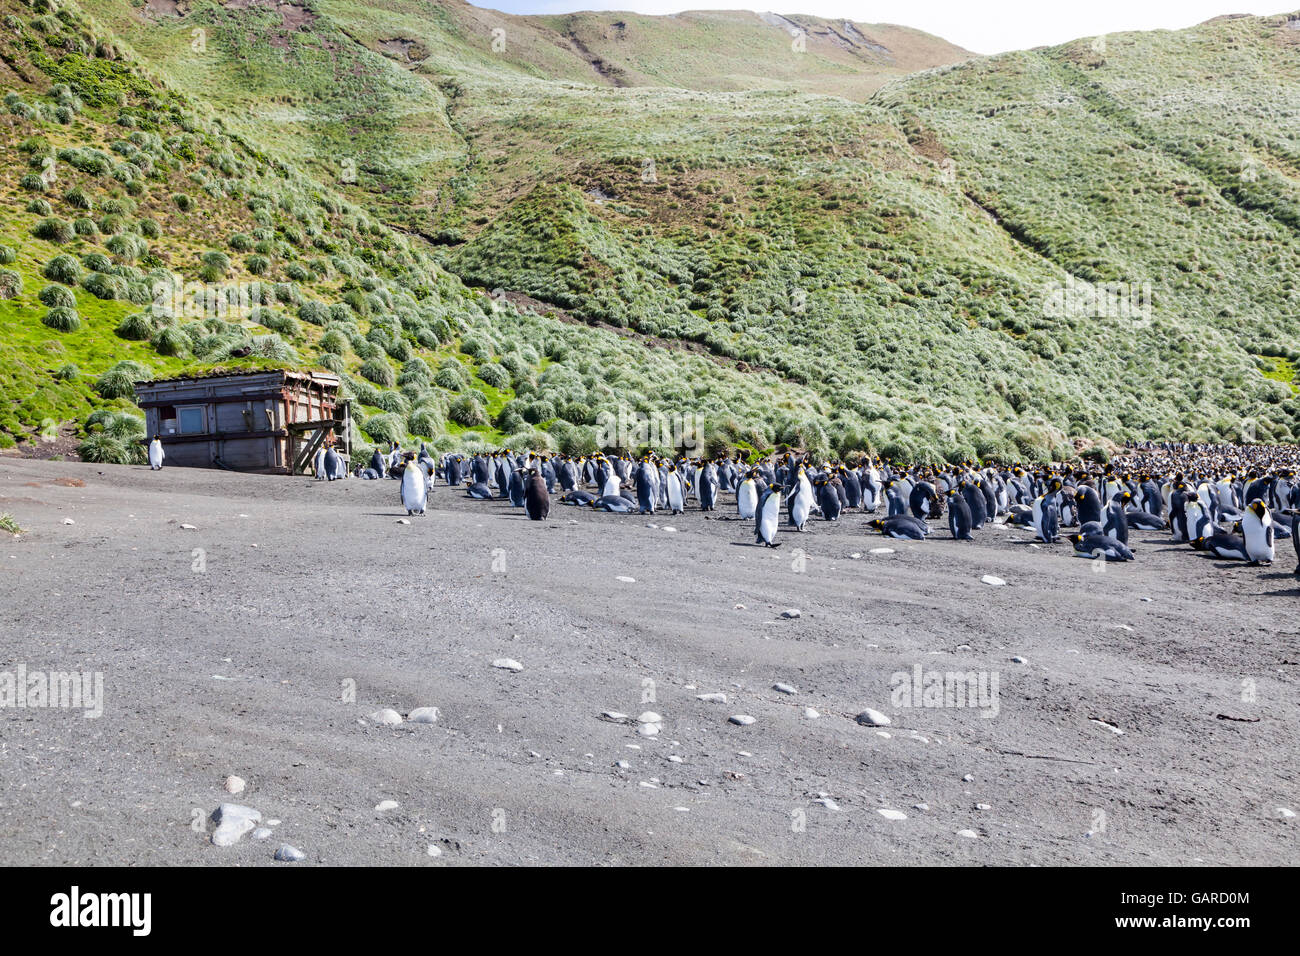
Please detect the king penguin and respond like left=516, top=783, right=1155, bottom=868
left=737, top=470, right=759, bottom=520
left=1242, top=500, right=1275, bottom=565
left=524, top=469, right=550, bottom=521
left=148, top=435, right=164, bottom=471
left=755, top=488, right=782, bottom=547
left=400, top=457, right=428, bottom=516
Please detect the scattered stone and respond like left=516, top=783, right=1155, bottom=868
left=252, top=827, right=273, bottom=840
left=814, top=797, right=841, bottom=811
left=599, top=711, right=630, bottom=722
left=663, top=527, right=677, bottom=533
left=645, top=523, right=658, bottom=529
left=975, top=803, right=991, bottom=811
left=369, top=708, right=403, bottom=727
left=614, top=760, right=630, bottom=769
left=914, top=803, right=929, bottom=811
left=407, top=706, right=439, bottom=724
left=637, top=711, right=662, bottom=724
left=981, top=575, right=1006, bottom=587
left=772, top=682, right=797, bottom=695
left=1011, top=656, right=1027, bottom=664
left=1279, top=807, right=1296, bottom=819
left=962, top=774, right=975, bottom=782
left=223, top=775, right=246, bottom=795
left=211, top=804, right=261, bottom=847
left=637, top=722, right=660, bottom=737
left=696, top=692, right=727, bottom=704
left=639, top=781, right=658, bottom=789
left=781, top=608, right=801, bottom=619
left=733, top=603, right=746, bottom=610
left=375, top=800, right=399, bottom=812
left=876, top=731, right=891, bottom=739
left=396, top=518, right=410, bottom=525
left=803, top=707, right=820, bottom=719
left=62, top=518, right=75, bottom=526
left=869, top=547, right=894, bottom=555
left=878, top=808, right=907, bottom=821
left=427, top=844, right=443, bottom=858
left=492, top=658, right=523, bottom=672
left=850, top=552, right=862, bottom=559
left=667, top=755, right=683, bottom=763
left=274, top=844, right=306, bottom=863
left=1089, top=718, right=1125, bottom=735
left=856, top=708, right=891, bottom=727
left=729, top=714, right=756, bottom=726
left=615, top=575, right=636, bottom=583
left=957, top=829, right=980, bottom=839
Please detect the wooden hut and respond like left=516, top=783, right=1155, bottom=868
left=134, top=369, right=350, bottom=474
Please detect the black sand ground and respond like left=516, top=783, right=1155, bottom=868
left=0, top=456, right=1295, bottom=865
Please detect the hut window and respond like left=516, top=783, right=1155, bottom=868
left=177, top=406, right=205, bottom=434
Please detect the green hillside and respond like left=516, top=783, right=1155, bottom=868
left=4, top=1, right=1300, bottom=464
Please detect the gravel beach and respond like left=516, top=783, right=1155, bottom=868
left=0, top=456, right=1295, bottom=865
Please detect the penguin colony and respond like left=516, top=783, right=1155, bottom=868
left=316, top=438, right=1300, bottom=574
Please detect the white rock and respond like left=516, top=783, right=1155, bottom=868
left=981, top=575, right=1006, bottom=586
left=223, top=775, right=246, bottom=795
left=957, top=829, right=980, bottom=839
left=252, top=827, right=273, bottom=840
left=266, top=819, right=281, bottom=826
left=772, top=682, right=797, bottom=695
left=427, top=844, right=443, bottom=857
left=396, top=518, right=410, bottom=525
left=803, top=707, right=820, bottom=719
left=180, top=524, right=197, bottom=531
left=850, top=552, right=862, bottom=559
left=62, top=518, right=75, bottom=525
left=600, top=711, right=630, bottom=721
left=614, top=760, right=630, bottom=769
left=876, top=731, right=891, bottom=739
left=637, top=711, right=662, bottom=724
left=814, top=797, right=841, bottom=811
left=667, top=755, right=683, bottom=763
left=1089, top=718, right=1125, bottom=735
left=878, top=808, right=907, bottom=821
left=375, top=800, right=399, bottom=812
left=975, top=803, right=991, bottom=810
left=962, top=773, right=975, bottom=782
left=914, top=803, right=929, bottom=811
left=615, top=575, right=636, bottom=583
left=729, top=714, right=756, bottom=726
left=407, top=707, right=440, bottom=724
left=869, top=547, right=894, bottom=554
left=1279, top=808, right=1296, bottom=819
left=781, top=608, right=801, bottom=619
left=1011, top=656, right=1027, bottom=664
left=211, top=804, right=261, bottom=847
left=696, top=693, right=727, bottom=704
left=645, top=523, right=658, bottom=529
left=369, top=708, right=403, bottom=727
left=637, top=722, right=660, bottom=737
left=856, top=708, right=891, bottom=727
left=663, top=527, right=677, bottom=533
left=274, top=844, right=306, bottom=862
left=492, top=658, right=523, bottom=672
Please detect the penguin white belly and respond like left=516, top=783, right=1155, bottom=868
left=1244, top=516, right=1274, bottom=562
left=738, top=483, right=758, bottom=519
left=791, top=494, right=810, bottom=529
left=148, top=440, right=164, bottom=470
left=759, top=506, right=778, bottom=544
left=401, top=468, right=427, bottom=515
left=667, top=475, right=684, bottom=512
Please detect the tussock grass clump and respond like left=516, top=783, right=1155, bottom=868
left=93, top=361, right=151, bottom=400
left=43, top=254, right=80, bottom=284
left=41, top=306, right=81, bottom=332
left=115, top=312, right=154, bottom=340
left=359, top=357, right=395, bottom=387
left=0, top=270, right=21, bottom=299
left=0, top=514, right=23, bottom=536
left=449, top=392, right=488, bottom=427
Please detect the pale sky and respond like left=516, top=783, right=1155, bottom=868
left=470, top=1, right=1298, bottom=54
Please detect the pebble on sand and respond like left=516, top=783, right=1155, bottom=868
left=375, top=800, right=399, bottom=812
left=868, top=547, right=894, bottom=555
left=62, top=518, right=75, bottom=525
left=696, top=693, right=727, bottom=704
left=781, top=609, right=801, bottom=619
left=427, top=844, right=443, bottom=857
left=729, top=715, right=756, bottom=726
left=814, top=797, right=841, bottom=811
left=981, top=575, right=1006, bottom=586
left=252, top=827, right=273, bottom=840
left=1279, top=808, right=1296, bottom=819
left=962, top=773, right=975, bottom=782
left=637, top=723, right=660, bottom=737
left=856, top=708, right=891, bottom=727
left=957, top=829, right=980, bottom=839
left=407, top=707, right=440, bottom=724
left=396, top=518, right=410, bottom=525
left=369, top=708, right=403, bottom=727
left=492, top=658, right=524, bottom=672
left=616, top=575, right=636, bottom=583
left=803, top=707, right=820, bottom=719
left=878, top=808, right=907, bottom=821
left=223, top=775, right=246, bottom=795
left=772, top=682, right=797, bottom=695
left=274, top=844, right=306, bottom=862
left=211, top=803, right=261, bottom=847
left=637, top=711, right=662, bottom=724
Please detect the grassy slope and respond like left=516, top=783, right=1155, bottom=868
left=13, top=2, right=1300, bottom=463
left=1, top=0, right=821, bottom=461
